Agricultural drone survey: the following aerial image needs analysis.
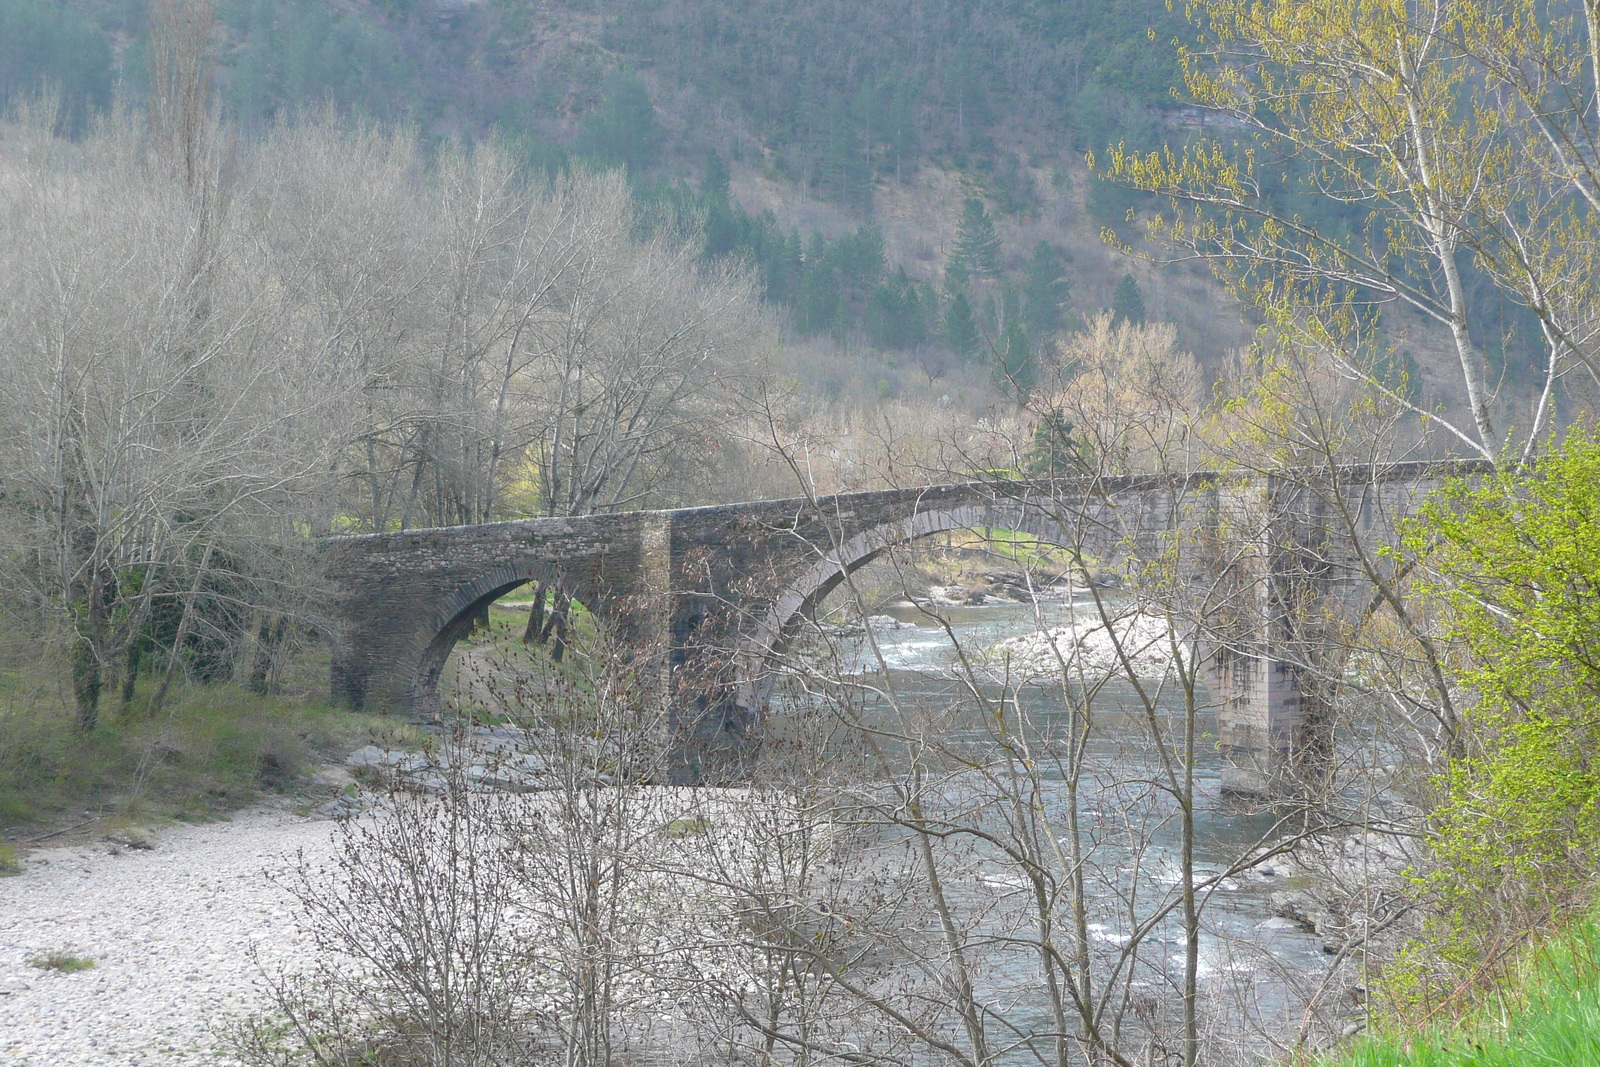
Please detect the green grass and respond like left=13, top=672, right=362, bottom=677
left=964, top=526, right=1075, bottom=570
left=28, top=952, right=95, bottom=973
left=1325, top=919, right=1600, bottom=1066
left=0, top=671, right=393, bottom=830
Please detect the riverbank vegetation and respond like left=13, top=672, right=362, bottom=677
left=1323, top=915, right=1600, bottom=1066
left=0, top=672, right=390, bottom=829
left=1099, top=0, right=1600, bottom=1044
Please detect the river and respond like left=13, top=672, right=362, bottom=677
left=796, top=592, right=1340, bottom=1063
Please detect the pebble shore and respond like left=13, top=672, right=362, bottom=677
left=0, top=804, right=336, bottom=1066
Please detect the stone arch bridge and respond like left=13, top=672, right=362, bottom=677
left=323, top=461, right=1489, bottom=792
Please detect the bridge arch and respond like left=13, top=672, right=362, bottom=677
left=409, top=562, right=612, bottom=714
left=735, top=499, right=1090, bottom=711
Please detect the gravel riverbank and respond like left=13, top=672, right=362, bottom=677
left=0, top=803, right=338, bottom=1066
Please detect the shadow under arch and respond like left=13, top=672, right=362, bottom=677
left=410, top=562, right=604, bottom=714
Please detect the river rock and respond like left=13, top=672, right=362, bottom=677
left=313, top=797, right=360, bottom=820
left=103, top=829, right=156, bottom=852
left=399, top=772, right=450, bottom=795
left=1269, top=891, right=1318, bottom=931
left=989, top=610, right=1192, bottom=680
left=345, top=745, right=391, bottom=769
left=347, top=746, right=434, bottom=774
left=311, top=765, right=355, bottom=790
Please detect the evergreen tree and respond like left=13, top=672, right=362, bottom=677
left=866, top=272, right=932, bottom=350
left=704, top=151, right=731, bottom=202
left=227, top=0, right=412, bottom=130
left=944, top=291, right=980, bottom=360
left=919, top=280, right=941, bottom=342
left=765, top=229, right=804, bottom=306
left=1026, top=408, right=1081, bottom=475
left=574, top=69, right=663, bottom=175
left=0, top=0, right=111, bottom=135
left=952, top=197, right=1002, bottom=277
left=796, top=234, right=841, bottom=336
left=996, top=321, right=1035, bottom=395
left=703, top=199, right=740, bottom=260
left=1111, top=272, right=1147, bottom=326
left=818, top=109, right=872, bottom=211
left=865, top=283, right=901, bottom=350
left=834, top=224, right=886, bottom=302
left=884, top=77, right=919, bottom=178
left=1024, top=241, right=1072, bottom=340
left=945, top=256, right=970, bottom=291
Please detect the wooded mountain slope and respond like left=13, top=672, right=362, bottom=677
left=3, top=0, right=1547, bottom=417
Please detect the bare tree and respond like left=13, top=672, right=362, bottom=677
left=0, top=101, right=359, bottom=725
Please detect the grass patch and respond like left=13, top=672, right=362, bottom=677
left=960, top=526, right=1075, bottom=570
left=0, top=842, right=20, bottom=875
left=28, top=952, right=94, bottom=973
left=0, top=672, right=394, bottom=831
left=1325, top=918, right=1600, bottom=1066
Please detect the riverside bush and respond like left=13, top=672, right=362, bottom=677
left=1392, top=431, right=1600, bottom=1001
left=27, top=952, right=95, bottom=973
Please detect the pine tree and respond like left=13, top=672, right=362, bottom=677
left=574, top=69, right=663, bottom=174
left=704, top=151, right=731, bottom=202
left=945, top=256, right=970, bottom=291
left=995, top=321, right=1035, bottom=395
left=762, top=229, right=803, bottom=306
left=866, top=273, right=929, bottom=350
left=1024, top=241, right=1071, bottom=340
left=796, top=234, right=840, bottom=336
left=944, top=291, right=980, bottom=359
left=952, top=197, right=1001, bottom=277
left=818, top=110, right=872, bottom=211
left=1111, top=272, right=1147, bottom=326
left=918, top=280, right=941, bottom=342
left=1026, top=408, right=1080, bottom=475
left=835, top=224, right=886, bottom=301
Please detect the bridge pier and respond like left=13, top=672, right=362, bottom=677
left=1209, top=648, right=1331, bottom=796
left=1202, top=475, right=1347, bottom=795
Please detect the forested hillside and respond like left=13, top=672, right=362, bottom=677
left=232, top=0, right=1186, bottom=184
left=1, top=0, right=1556, bottom=414
left=2, top=0, right=1248, bottom=377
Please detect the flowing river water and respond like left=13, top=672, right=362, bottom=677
left=798, top=591, right=1340, bottom=1062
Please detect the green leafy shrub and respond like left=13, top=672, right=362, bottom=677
left=1396, top=431, right=1600, bottom=985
